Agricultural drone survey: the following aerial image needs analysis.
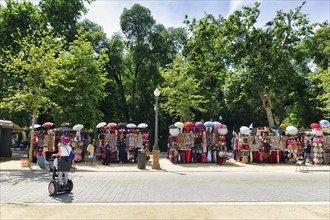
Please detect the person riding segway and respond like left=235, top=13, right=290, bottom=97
left=48, top=136, right=73, bottom=195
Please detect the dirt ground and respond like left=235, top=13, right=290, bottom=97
left=1, top=202, right=329, bottom=220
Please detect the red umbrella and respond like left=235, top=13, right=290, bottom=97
left=42, top=122, right=54, bottom=128
left=106, top=122, right=117, bottom=129
left=184, top=122, right=195, bottom=132
left=184, top=122, right=195, bottom=128
left=310, top=123, right=321, bottom=129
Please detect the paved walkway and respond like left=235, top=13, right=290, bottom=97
left=1, top=151, right=329, bottom=220
left=1, top=151, right=329, bottom=173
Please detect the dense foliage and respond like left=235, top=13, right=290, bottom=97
left=0, top=0, right=329, bottom=150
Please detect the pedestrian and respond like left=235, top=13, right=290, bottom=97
left=52, top=136, right=72, bottom=188
left=86, top=142, right=95, bottom=164
left=103, top=142, right=110, bottom=165
left=303, top=140, right=314, bottom=165
left=69, top=140, right=77, bottom=169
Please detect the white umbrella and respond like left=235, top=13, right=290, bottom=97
left=174, top=122, right=184, bottom=128
left=240, top=126, right=251, bottom=135
left=96, top=122, right=106, bottom=128
left=29, top=124, right=41, bottom=129
left=169, top=128, right=180, bottom=137
left=73, top=124, right=84, bottom=131
left=286, top=126, right=298, bottom=135
left=312, top=129, right=323, bottom=136
left=127, top=123, right=137, bottom=129
left=319, top=120, right=330, bottom=128
left=138, top=123, right=148, bottom=129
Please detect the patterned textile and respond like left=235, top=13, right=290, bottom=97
left=109, top=134, right=117, bottom=149
left=177, top=133, right=185, bottom=148
left=137, top=134, right=143, bottom=148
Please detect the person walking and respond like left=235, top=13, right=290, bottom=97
left=303, top=140, right=314, bottom=165
left=52, top=136, right=72, bottom=188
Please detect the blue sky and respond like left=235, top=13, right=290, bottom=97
left=82, top=0, right=329, bottom=38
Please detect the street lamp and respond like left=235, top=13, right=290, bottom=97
left=154, top=88, right=160, bottom=150
left=152, top=88, right=161, bottom=169
left=219, top=115, right=222, bottom=122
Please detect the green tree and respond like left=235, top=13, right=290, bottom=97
left=39, top=0, right=91, bottom=42
left=220, top=2, right=314, bottom=127
left=47, top=32, right=109, bottom=127
left=160, top=56, right=207, bottom=122
left=306, top=25, right=330, bottom=117
left=1, top=31, right=64, bottom=161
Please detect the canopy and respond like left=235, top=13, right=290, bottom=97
left=42, top=122, right=54, bottom=128
left=138, top=123, right=148, bottom=129
left=73, top=124, right=84, bottom=131
left=29, top=124, right=41, bottom=129
left=213, top=121, right=222, bottom=129
left=184, top=122, right=194, bottom=128
left=127, top=123, right=137, bottom=129
left=174, top=122, right=184, bottom=128
left=96, top=122, right=107, bottom=128
left=106, top=122, right=117, bottom=129
left=204, top=121, right=214, bottom=128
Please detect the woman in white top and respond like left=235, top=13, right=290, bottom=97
left=53, top=136, right=72, bottom=187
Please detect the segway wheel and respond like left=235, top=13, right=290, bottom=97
left=48, top=180, right=58, bottom=196
left=66, top=179, right=73, bottom=193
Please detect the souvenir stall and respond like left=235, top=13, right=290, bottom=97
left=168, top=125, right=180, bottom=163
left=319, top=120, right=330, bottom=164
left=106, top=122, right=118, bottom=162
left=167, top=121, right=228, bottom=164
left=72, top=124, right=84, bottom=162
left=285, top=126, right=300, bottom=164
left=192, top=122, right=204, bottom=163
left=126, top=123, right=138, bottom=162
left=217, top=124, right=228, bottom=165
left=183, top=122, right=195, bottom=163
left=203, top=121, right=215, bottom=163
left=137, top=123, right=149, bottom=159
left=239, top=126, right=251, bottom=164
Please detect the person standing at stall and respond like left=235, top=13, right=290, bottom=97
left=103, top=142, right=111, bottom=165
left=86, top=142, right=95, bottom=164
left=52, top=136, right=72, bottom=188
left=118, top=140, right=127, bottom=163
left=303, top=140, right=314, bottom=165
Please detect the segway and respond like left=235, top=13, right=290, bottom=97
left=48, top=157, right=73, bottom=196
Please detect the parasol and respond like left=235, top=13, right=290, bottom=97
left=117, top=122, right=127, bottom=129
left=286, top=126, right=298, bottom=135
left=204, top=121, right=214, bottom=128
left=106, top=122, right=117, bottom=129
left=138, top=123, right=148, bottom=129
left=184, top=122, right=195, bottom=129
left=169, top=128, right=180, bottom=137
left=42, top=122, right=54, bottom=128
left=60, top=122, right=71, bottom=127
left=29, top=124, right=41, bottom=129
left=73, top=124, right=84, bottom=131
left=213, top=121, right=222, bottom=129
left=319, top=120, right=330, bottom=128
left=312, top=129, right=323, bottom=136
left=310, top=123, right=321, bottom=129
left=127, top=123, right=137, bottom=129
left=240, top=126, right=251, bottom=135
left=174, top=122, right=184, bottom=128
left=218, top=124, right=228, bottom=135
left=195, top=122, right=204, bottom=128
left=96, top=122, right=107, bottom=128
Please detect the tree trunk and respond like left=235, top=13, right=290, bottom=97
left=106, top=64, right=130, bottom=121
left=259, top=89, right=275, bottom=127
left=28, top=109, right=37, bottom=162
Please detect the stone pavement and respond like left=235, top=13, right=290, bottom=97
left=1, top=151, right=329, bottom=173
